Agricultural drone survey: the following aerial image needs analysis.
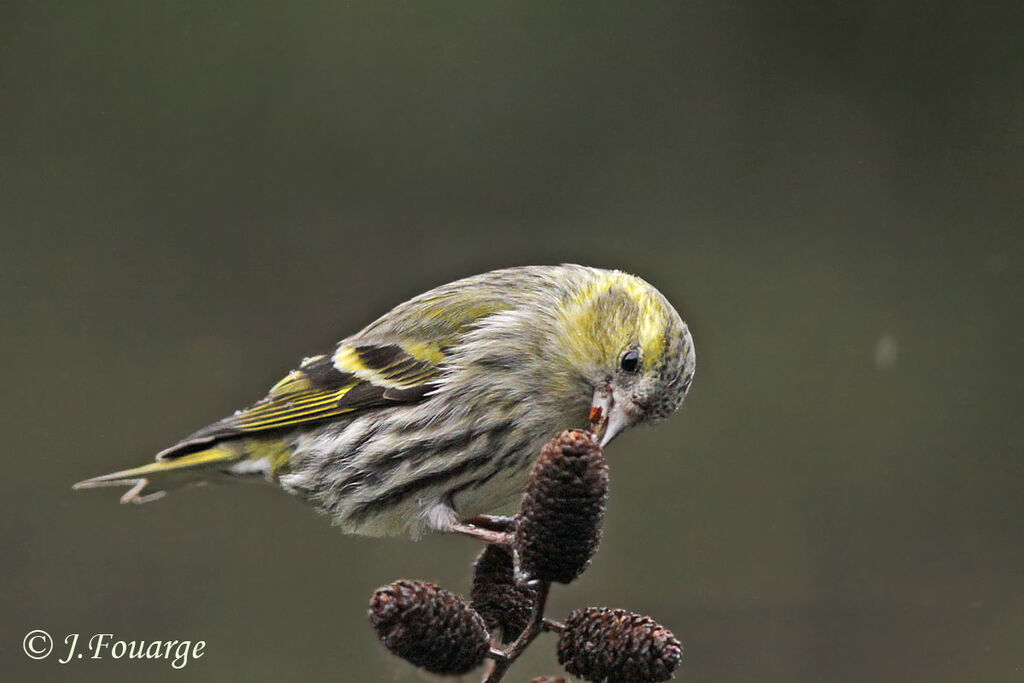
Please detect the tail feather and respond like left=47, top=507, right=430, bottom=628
left=73, top=446, right=242, bottom=504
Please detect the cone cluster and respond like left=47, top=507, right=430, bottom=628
left=471, top=543, right=538, bottom=642
left=557, top=607, right=682, bottom=682
left=514, top=429, right=608, bottom=584
left=367, top=429, right=682, bottom=682
left=368, top=580, right=489, bottom=676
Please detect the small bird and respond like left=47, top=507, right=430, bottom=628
left=74, top=265, right=695, bottom=538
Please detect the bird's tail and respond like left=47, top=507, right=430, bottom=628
left=73, top=446, right=244, bottom=504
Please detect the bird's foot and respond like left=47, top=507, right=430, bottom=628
left=462, top=514, right=517, bottom=532
left=451, top=516, right=516, bottom=545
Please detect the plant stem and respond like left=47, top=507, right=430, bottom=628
left=542, top=619, right=564, bottom=633
left=482, top=581, right=551, bottom=682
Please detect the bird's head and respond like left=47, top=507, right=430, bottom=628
left=555, top=270, right=695, bottom=447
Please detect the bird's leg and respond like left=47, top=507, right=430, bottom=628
left=462, top=514, right=517, bottom=532
left=450, top=521, right=513, bottom=546
left=451, top=513, right=516, bottom=544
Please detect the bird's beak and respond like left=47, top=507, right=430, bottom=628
left=589, top=386, right=638, bottom=448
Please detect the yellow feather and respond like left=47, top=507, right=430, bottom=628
left=71, top=446, right=241, bottom=502
left=333, top=345, right=370, bottom=375
left=403, top=342, right=446, bottom=364
left=332, top=345, right=438, bottom=389
left=559, top=271, right=670, bottom=369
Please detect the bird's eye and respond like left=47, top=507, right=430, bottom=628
left=620, top=349, right=641, bottom=373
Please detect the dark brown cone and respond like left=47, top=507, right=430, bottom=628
left=558, top=607, right=682, bottom=682
left=471, top=544, right=538, bottom=643
left=515, top=429, right=608, bottom=584
left=368, top=580, right=489, bottom=675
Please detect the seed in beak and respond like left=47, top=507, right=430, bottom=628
left=589, top=404, right=608, bottom=441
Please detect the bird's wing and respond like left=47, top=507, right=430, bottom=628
left=157, top=343, right=442, bottom=459
left=159, top=286, right=518, bottom=460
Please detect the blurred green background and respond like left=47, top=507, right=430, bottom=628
left=2, top=2, right=1022, bottom=681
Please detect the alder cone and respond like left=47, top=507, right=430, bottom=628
left=471, top=544, right=538, bottom=642
left=558, top=607, right=682, bottom=682
left=368, top=580, right=489, bottom=675
left=515, top=429, right=608, bottom=584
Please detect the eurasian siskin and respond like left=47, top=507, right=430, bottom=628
left=74, top=265, right=695, bottom=537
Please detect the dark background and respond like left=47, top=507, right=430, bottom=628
left=3, top=2, right=1022, bottom=681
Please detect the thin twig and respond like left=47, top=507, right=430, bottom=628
left=482, top=581, right=550, bottom=682
left=542, top=619, right=564, bottom=633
